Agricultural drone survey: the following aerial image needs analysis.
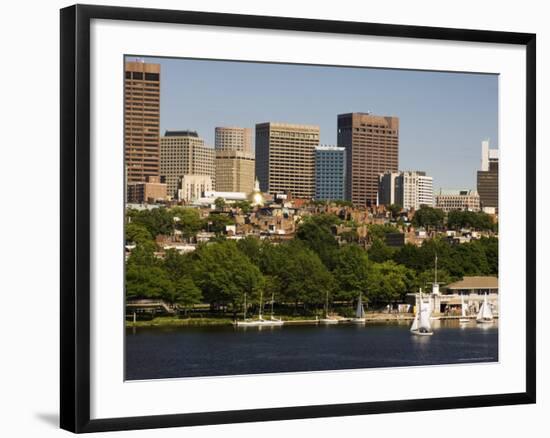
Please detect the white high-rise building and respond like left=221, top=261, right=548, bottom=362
left=378, top=170, right=434, bottom=210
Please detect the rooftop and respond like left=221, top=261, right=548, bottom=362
left=164, top=130, right=199, bottom=138
left=446, top=276, right=498, bottom=290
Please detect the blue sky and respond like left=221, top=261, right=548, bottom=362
left=128, top=56, right=498, bottom=191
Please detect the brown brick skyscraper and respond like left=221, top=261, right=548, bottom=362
left=337, top=113, right=399, bottom=206
left=124, top=61, right=161, bottom=183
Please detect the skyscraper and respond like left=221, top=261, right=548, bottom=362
left=337, top=113, right=399, bottom=206
left=477, top=140, right=499, bottom=212
left=215, top=127, right=252, bottom=154
left=214, top=126, right=255, bottom=193
left=255, top=122, right=320, bottom=198
left=160, top=130, right=215, bottom=198
left=315, top=146, right=345, bottom=201
left=124, top=61, right=160, bottom=184
left=215, top=150, right=255, bottom=193
left=378, top=171, right=433, bottom=210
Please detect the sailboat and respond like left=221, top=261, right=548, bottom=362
left=459, top=293, right=470, bottom=323
left=410, top=290, right=433, bottom=336
left=351, top=292, right=366, bottom=324
left=320, top=289, right=339, bottom=324
left=476, top=292, right=494, bottom=324
left=235, top=290, right=284, bottom=327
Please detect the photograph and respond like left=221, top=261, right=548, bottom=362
left=124, top=56, right=500, bottom=380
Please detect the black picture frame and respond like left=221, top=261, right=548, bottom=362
left=60, top=4, right=536, bottom=433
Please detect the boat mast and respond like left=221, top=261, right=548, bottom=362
left=259, top=289, right=263, bottom=320
left=243, top=292, right=247, bottom=321
left=271, top=292, right=275, bottom=319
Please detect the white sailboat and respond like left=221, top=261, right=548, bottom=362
left=351, top=292, right=366, bottom=324
left=459, top=293, right=470, bottom=323
left=320, top=289, right=339, bottom=324
left=410, top=290, right=433, bottom=336
left=476, top=292, right=493, bottom=324
left=235, top=291, right=284, bottom=327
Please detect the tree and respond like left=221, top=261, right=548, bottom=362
left=296, top=214, right=339, bottom=268
left=275, top=241, right=334, bottom=312
left=125, top=222, right=153, bottom=245
left=127, top=207, right=174, bottom=237
left=193, top=240, right=264, bottom=313
left=214, top=197, right=226, bottom=210
left=126, top=241, right=158, bottom=268
left=368, top=238, right=394, bottom=263
left=126, top=264, right=174, bottom=301
left=367, top=261, right=412, bottom=304
left=171, top=207, right=202, bottom=240
left=236, top=236, right=262, bottom=265
left=447, top=210, right=495, bottom=231
left=412, top=206, right=445, bottom=230
left=234, top=200, right=252, bottom=214
left=388, top=204, right=402, bottom=219
left=333, top=244, right=371, bottom=303
left=163, top=249, right=194, bottom=282
left=173, top=276, right=202, bottom=315
left=204, top=214, right=235, bottom=234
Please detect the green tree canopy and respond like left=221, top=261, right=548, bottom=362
left=412, top=206, right=445, bottom=230
left=171, top=207, right=203, bottom=240
left=126, top=265, right=173, bottom=301
left=368, top=238, right=394, bottom=263
left=193, top=240, right=263, bottom=309
left=333, top=244, right=371, bottom=302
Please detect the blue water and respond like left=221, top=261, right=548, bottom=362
left=125, top=320, right=498, bottom=380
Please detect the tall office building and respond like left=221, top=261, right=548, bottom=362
left=399, top=171, right=434, bottom=210
left=214, top=126, right=255, bottom=193
left=315, top=146, right=345, bottom=201
left=477, top=140, right=499, bottom=212
left=215, top=127, right=253, bottom=154
left=378, top=171, right=433, bottom=210
left=160, top=130, right=215, bottom=198
left=215, top=150, right=255, bottom=193
left=378, top=172, right=401, bottom=206
left=337, top=113, right=399, bottom=206
left=255, top=122, right=320, bottom=198
left=124, top=61, right=161, bottom=184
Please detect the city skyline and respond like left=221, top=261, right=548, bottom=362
left=127, top=56, right=498, bottom=191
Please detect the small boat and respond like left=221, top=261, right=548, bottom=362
left=459, top=293, right=470, bottom=323
left=235, top=291, right=284, bottom=327
left=476, top=292, right=493, bottom=324
left=350, top=292, right=366, bottom=324
left=319, top=289, right=339, bottom=324
left=410, top=290, right=433, bottom=336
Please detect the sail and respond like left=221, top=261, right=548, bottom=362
left=356, top=294, right=365, bottom=318
left=461, top=294, right=468, bottom=317
left=482, top=295, right=493, bottom=320
left=476, top=303, right=484, bottom=320
left=419, top=299, right=431, bottom=331
left=410, top=314, right=419, bottom=332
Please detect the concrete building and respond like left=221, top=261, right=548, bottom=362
left=378, top=171, right=400, bottom=206
left=315, top=146, right=346, bottom=201
left=378, top=170, right=433, bottom=210
left=337, top=113, right=399, bottom=207
left=215, top=127, right=252, bottom=154
left=398, top=171, right=434, bottom=210
left=126, top=175, right=167, bottom=204
left=255, top=122, right=319, bottom=199
left=435, top=189, right=481, bottom=212
left=124, top=61, right=160, bottom=183
left=160, top=130, right=215, bottom=198
left=477, top=140, right=499, bottom=212
left=215, top=150, right=255, bottom=194
left=178, top=174, right=213, bottom=203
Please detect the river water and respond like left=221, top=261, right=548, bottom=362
left=125, top=320, right=498, bottom=380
